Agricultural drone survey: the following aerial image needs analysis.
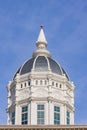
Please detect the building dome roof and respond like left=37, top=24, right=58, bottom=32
left=13, top=26, right=69, bottom=80
left=14, top=56, right=69, bottom=80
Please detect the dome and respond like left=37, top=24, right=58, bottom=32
left=13, top=27, right=69, bottom=80
left=14, top=56, right=69, bottom=80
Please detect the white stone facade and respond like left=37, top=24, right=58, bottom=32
left=7, top=27, right=75, bottom=125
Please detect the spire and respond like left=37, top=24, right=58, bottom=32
left=32, top=26, right=51, bottom=58
left=36, top=25, right=47, bottom=45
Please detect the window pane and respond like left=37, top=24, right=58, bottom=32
left=22, top=113, right=28, bottom=120
left=37, top=104, right=44, bottom=124
left=37, top=119, right=44, bottom=124
left=37, top=105, right=44, bottom=110
left=54, top=106, right=60, bottom=112
left=66, top=111, right=70, bottom=124
left=54, top=113, right=60, bottom=120
left=22, top=120, right=28, bottom=124
left=67, top=118, right=70, bottom=124
left=12, top=112, right=15, bottom=118
left=54, top=120, right=60, bottom=124
left=22, top=106, right=28, bottom=112
left=67, top=111, right=70, bottom=117
left=12, top=119, right=15, bottom=124
left=37, top=111, right=44, bottom=118
left=54, top=106, right=60, bottom=125
left=21, top=106, right=28, bottom=125
left=11, top=111, right=15, bottom=124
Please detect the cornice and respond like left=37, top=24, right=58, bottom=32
left=0, top=125, right=87, bottom=129
left=14, top=96, right=74, bottom=110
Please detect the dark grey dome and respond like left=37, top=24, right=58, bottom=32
left=35, top=56, right=48, bottom=71
left=14, top=56, right=69, bottom=80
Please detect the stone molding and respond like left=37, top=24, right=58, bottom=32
left=0, top=125, right=87, bottom=130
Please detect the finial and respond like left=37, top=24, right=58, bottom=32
left=36, top=25, right=47, bottom=44
left=32, top=26, right=51, bottom=58
left=40, top=25, right=43, bottom=29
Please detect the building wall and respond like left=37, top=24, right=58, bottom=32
left=7, top=72, right=75, bottom=125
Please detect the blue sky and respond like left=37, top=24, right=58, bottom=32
left=0, top=0, right=87, bottom=124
